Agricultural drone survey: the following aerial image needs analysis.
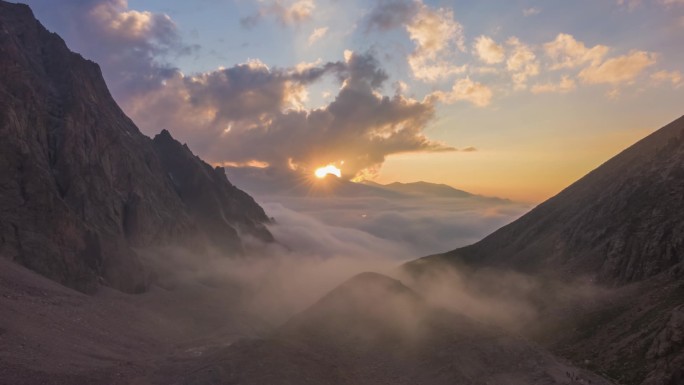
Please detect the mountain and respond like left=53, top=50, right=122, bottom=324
left=406, top=116, right=684, bottom=385
left=146, top=272, right=613, bottom=385
left=225, top=166, right=407, bottom=198
left=363, top=180, right=473, bottom=198
left=152, top=130, right=273, bottom=248
left=226, top=166, right=509, bottom=202
left=0, top=1, right=272, bottom=294
left=410, top=115, right=684, bottom=284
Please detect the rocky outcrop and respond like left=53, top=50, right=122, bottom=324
left=152, top=129, right=274, bottom=250
left=0, top=1, right=272, bottom=294
left=644, top=305, right=684, bottom=385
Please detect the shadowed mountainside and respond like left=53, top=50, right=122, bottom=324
left=0, top=1, right=272, bottom=294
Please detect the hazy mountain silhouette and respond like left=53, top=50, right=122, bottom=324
left=226, top=165, right=512, bottom=203
left=362, top=180, right=473, bottom=198
left=150, top=272, right=613, bottom=385
left=0, top=1, right=272, bottom=294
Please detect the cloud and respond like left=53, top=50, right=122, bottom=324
left=363, top=0, right=419, bottom=31
left=616, top=0, right=642, bottom=10
left=650, top=70, right=684, bottom=88
left=240, top=0, right=316, bottom=28
left=473, top=36, right=505, bottom=65
left=579, top=50, right=657, bottom=85
left=531, top=76, right=577, bottom=94
left=239, top=14, right=261, bottom=29
left=405, top=2, right=467, bottom=81
left=269, top=196, right=525, bottom=257
left=544, top=33, right=609, bottom=70
left=523, top=7, right=541, bottom=16
left=506, top=37, right=540, bottom=89
left=616, top=0, right=684, bottom=11
left=431, top=78, right=493, bottom=107
left=124, top=52, right=452, bottom=180
left=606, top=88, right=621, bottom=100
left=263, top=202, right=410, bottom=258
left=24, top=0, right=192, bottom=100
left=224, top=168, right=530, bottom=257
left=307, top=26, right=329, bottom=45
left=618, top=0, right=684, bottom=9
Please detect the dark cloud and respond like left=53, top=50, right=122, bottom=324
left=24, top=0, right=193, bottom=99
left=126, top=52, right=452, bottom=179
left=363, top=0, right=419, bottom=32
left=24, top=0, right=455, bottom=180
left=239, top=14, right=261, bottom=29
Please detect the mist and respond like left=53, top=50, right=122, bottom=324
left=137, top=205, right=605, bottom=341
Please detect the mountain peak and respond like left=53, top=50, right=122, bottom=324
left=156, top=128, right=174, bottom=140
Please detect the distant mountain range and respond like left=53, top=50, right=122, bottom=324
left=226, top=166, right=510, bottom=202
left=361, top=180, right=474, bottom=198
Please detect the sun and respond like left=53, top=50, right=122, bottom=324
left=315, top=165, right=342, bottom=179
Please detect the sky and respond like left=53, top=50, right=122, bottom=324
left=19, top=0, right=684, bottom=202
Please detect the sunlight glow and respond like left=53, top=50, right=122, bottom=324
left=315, top=165, right=342, bottom=179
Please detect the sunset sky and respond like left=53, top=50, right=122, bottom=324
left=22, top=0, right=684, bottom=202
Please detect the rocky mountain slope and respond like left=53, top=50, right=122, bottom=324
left=409, top=115, right=684, bottom=284
left=0, top=255, right=270, bottom=385
left=0, top=1, right=272, bottom=294
left=407, top=116, right=684, bottom=385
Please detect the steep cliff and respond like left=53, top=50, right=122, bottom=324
left=0, top=1, right=272, bottom=294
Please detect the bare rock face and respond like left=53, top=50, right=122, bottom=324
left=152, top=129, right=274, bottom=251
left=644, top=305, right=684, bottom=385
left=0, top=1, right=272, bottom=293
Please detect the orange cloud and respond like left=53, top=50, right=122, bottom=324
left=579, top=51, right=656, bottom=85
left=544, top=34, right=609, bottom=70
left=651, top=70, right=683, bottom=88
left=405, top=3, right=466, bottom=81
left=531, top=76, right=577, bottom=94
left=473, top=36, right=505, bottom=65
left=506, top=37, right=540, bottom=89
left=431, top=78, right=493, bottom=107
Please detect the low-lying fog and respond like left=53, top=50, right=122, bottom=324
left=140, top=169, right=603, bottom=336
